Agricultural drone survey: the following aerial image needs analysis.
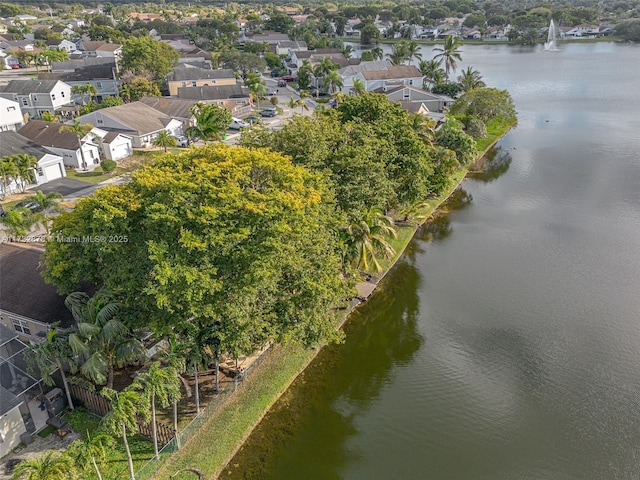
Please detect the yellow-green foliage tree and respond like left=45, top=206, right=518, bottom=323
left=43, top=145, right=350, bottom=356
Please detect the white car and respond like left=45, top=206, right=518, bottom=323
left=229, top=118, right=250, bottom=130
left=176, top=135, right=189, bottom=147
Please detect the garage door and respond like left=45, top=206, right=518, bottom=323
left=43, top=164, right=63, bottom=181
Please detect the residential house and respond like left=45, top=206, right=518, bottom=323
left=45, top=38, right=77, bottom=53
left=158, top=34, right=208, bottom=58
left=38, top=63, right=120, bottom=103
left=0, top=131, right=66, bottom=187
left=90, top=129, right=133, bottom=161
left=369, top=83, right=454, bottom=114
left=77, top=40, right=122, bottom=59
left=354, top=65, right=423, bottom=92
left=245, top=31, right=290, bottom=44
left=75, top=102, right=183, bottom=148
left=0, top=80, right=73, bottom=119
left=166, top=67, right=236, bottom=96
left=139, top=96, right=198, bottom=130
left=0, top=50, right=19, bottom=69
left=0, top=98, right=24, bottom=132
left=338, top=60, right=393, bottom=93
left=176, top=85, right=253, bottom=117
left=18, top=120, right=100, bottom=169
left=275, top=40, right=307, bottom=56
left=0, top=243, right=76, bottom=455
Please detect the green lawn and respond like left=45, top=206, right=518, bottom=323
left=66, top=168, right=115, bottom=185
left=65, top=408, right=155, bottom=480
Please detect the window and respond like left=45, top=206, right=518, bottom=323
left=7, top=106, right=15, bottom=112
left=96, top=82, right=102, bottom=88
left=181, top=82, right=187, bottom=87
left=12, top=319, right=31, bottom=335
left=97, top=119, right=103, bottom=124
left=408, top=80, right=413, bottom=85
left=51, top=94, right=56, bottom=100
left=37, top=167, right=44, bottom=176
left=33, top=95, right=38, bottom=101
left=191, top=81, right=197, bottom=87
left=22, top=98, right=28, bottom=106
left=61, top=91, right=65, bottom=98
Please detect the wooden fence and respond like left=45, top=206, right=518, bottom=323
left=69, top=384, right=175, bottom=446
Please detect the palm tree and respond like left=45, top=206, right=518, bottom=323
left=287, top=96, right=307, bottom=115
left=185, top=103, right=232, bottom=144
left=0, top=156, right=18, bottom=200
left=31, top=190, right=62, bottom=234
left=25, top=327, right=76, bottom=410
left=352, top=78, right=367, bottom=95
left=100, top=387, right=150, bottom=480
left=71, top=83, right=98, bottom=105
left=65, top=291, right=146, bottom=389
left=457, top=66, right=486, bottom=91
left=153, top=131, right=178, bottom=152
left=419, top=59, right=446, bottom=90
left=340, top=44, right=354, bottom=59
left=343, top=208, right=397, bottom=273
left=1, top=208, right=33, bottom=237
left=406, top=40, right=423, bottom=65
left=433, top=35, right=463, bottom=78
left=11, top=451, right=77, bottom=480
left=13, top=154, right=37, bottom=192
left=60, top=120, right=93, bottom=171
left=323, top=69, right=344, bottom=95
left=133, top=361, right=181, bottom=460
left=387, top=41, right=410, bottom=66
left=67, top=431, right=114, bottom=480
left=40, top=111, right=60, bottom=122
left=371, top=47, right=384, bottom=61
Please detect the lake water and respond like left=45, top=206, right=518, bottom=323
left=223, top=43, right=640, bottom=480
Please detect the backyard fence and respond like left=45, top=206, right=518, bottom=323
left=134, top=346, right=272, bottom=479
left=68, top=384, right=175, bottom=447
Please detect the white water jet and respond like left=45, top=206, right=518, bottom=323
left=544, top=19, right=560, bottom=51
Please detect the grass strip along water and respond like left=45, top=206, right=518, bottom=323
left=148, top=119, right=516, bottom=480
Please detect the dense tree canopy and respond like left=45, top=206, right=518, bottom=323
left=119, top=36, right=179, bottom=84
left=43, top=145, right=349, bottom=349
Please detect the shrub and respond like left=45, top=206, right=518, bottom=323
left=101, top=159, right=117, bottom=173
left=464, top=117, right=487, bottom=139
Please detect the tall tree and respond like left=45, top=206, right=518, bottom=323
left=13, top=154, right=37, bottom=192
left=457, top=66, right=486, bottom=91
left=65, top=291, right=146, bottom=389
left=133, top=361, right=181, bottom=460
left=185, top=103, right=232, bottom=144
left=433, top=35, right=463, bottom=78
left=67, top=431, right=114, bottom=480
left=0, top=156, right=17, bottom=200
left=31, top=190, right=62, bottom=234
left=119, top=36, right=179, bottom=84
left=24, top=327, right=76, bottom=410
left=153, top=131, right=178, bottom=152
left=343, top=208, right=397, bottom=272
left=419, top=59, right=446, bottom=90
left=100, top=387, right=150, bottom=480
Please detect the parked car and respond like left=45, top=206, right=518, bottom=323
left=245, top=115, right=262, bottom=125
left=229, top=117, right=250, bottom=130
left=176, top=135, right=189, bottom=147
left=281, top=76, right=296, bottom=82
left=270, top=70, right=281, bottom=77
left=260, top=108, right=277, bottom=117
left=265, top=89, right=278, bottom=96
left=278, top=80, right=287, bottom=87
left=13, top=200, right=43, bottom=213
left=0, top=205, right=6, bottom=217
left=11, top=64, right=20, bottom=69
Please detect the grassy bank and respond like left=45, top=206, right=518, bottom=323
left=149, top=346, right=317, bottom=480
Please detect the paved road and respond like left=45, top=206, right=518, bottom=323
left=33, top=178, right=98, bottom=197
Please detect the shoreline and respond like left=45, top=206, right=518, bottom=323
left=151, top=123, right=515, bottom=480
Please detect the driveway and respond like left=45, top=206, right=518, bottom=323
left=32, top=178, right=97, bottom=197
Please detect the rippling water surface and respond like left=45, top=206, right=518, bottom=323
left=223, top=43, right=640, bottom=480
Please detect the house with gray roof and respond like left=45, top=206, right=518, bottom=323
left=18, top=120, right=100, bottom=169
left=0, top=131, right=66, bottom=189
left=176, top=85, right=253, bottom=116
left=338, top=60, right=392, bottom=93
left=354, top=65, right=423, bottom=92
left=139, top=96, right=197, bottom=127
left=75, top=101, right=183, bottom=148
left=38, top=64, right=120, bottom=102
left=0, top=80, right=73, bottom=119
